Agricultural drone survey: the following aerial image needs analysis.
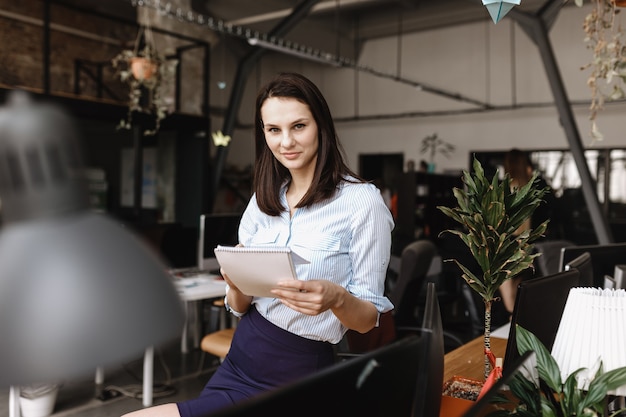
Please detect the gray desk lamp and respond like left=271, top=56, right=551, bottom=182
left=0, top=90, right=185, bottom=386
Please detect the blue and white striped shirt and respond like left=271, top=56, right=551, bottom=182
left=230, top=178, right=394, bottom=344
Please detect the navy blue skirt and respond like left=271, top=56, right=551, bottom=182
left=177, top=306, right=335, bottom=417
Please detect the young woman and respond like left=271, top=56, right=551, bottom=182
left=499, top=148, right=556, bottom=314
left=123, top=72, right=394, bottom=417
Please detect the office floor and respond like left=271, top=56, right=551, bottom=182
left=0, top=339, right=220, bottom=417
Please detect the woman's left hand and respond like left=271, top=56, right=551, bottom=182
left=270, top=280, right=346, bottom=316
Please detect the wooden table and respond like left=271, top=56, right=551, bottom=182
left=443, top=336, right=508, bottom=382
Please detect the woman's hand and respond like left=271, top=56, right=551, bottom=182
left=220, top=268, right=240, bottom=292
left=270, top=279, right=346, bottom=316
left=222, top=268, right=253, bottom=313
left=272, top=279, right=378, bottom=333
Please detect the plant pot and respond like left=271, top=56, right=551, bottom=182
left=131, top=57, right=158, bottom=81
left=19, top=385, right=59, bottom=417
left=440, top=375, right=484, bottom=417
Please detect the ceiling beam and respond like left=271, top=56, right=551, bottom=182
left=211, top=0, right=323, bottom=211
left=227, top=0, right=382, bottom=26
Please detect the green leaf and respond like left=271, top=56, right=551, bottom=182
left=593, top=366, right=626, bottom=393
left=515, top=325, right=563, bottom=392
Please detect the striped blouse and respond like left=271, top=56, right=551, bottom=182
left=228, top=178, right=394, bottom=344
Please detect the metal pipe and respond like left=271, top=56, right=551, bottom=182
left=509, top=2, right=614, bottom=244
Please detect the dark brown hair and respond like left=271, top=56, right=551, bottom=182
left=253, top=72, right=361, bottom=216
left=504, top=148, right=534, bottom=186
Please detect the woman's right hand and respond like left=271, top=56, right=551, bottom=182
left=222, top=268, right=253, bottom=313
left=220, top=268, right=239, bottom=292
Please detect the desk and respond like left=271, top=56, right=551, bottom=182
left=443, top=335, right=508, bottom=382
left=174, top=274, right=228, bottom=353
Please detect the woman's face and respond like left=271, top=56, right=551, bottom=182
left=260, top=96, right=319, bottom=178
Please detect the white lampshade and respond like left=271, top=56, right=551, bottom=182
left=551, top=287, right=626, bottom=395
left=0, top=91, right=185, bottom=386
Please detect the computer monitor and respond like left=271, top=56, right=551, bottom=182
left=197, top=213, right=241, bottom=270
left=416, top=282, right=444, bottom=417
left=559, top=243, right=626, bottom=288
left=503, top=268, right=579, bottom=374
left=209, top=334, right=432, bottom=417
left=563, top=251, right=593, bottom=287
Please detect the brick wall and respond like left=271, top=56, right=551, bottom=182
left=0, top=1, right=210, bottom=115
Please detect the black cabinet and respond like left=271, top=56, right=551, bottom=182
left=394, top=171, right=463, bottom=254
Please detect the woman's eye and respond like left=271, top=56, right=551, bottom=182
left=294, top=123, right=305, bottom=130
left=267, top=127, right=279, bottom=133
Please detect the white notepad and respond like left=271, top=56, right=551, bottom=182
left=213, top=246, right=309, bottom=297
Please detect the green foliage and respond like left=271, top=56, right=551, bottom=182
left=438, top=158, right=549, bottom=303
left=498, top=325, right=626, bottom=417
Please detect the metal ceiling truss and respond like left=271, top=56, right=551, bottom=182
left=132, top=0, right=614, bottom=245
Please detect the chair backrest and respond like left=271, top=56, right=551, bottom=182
left=389, top=239, right=437, bottom=326
left=564, top=251, right=593, bottom=287
left=559, top=242, right=626, bottom=288
left=533, top=239, right=575, bottom=277
left=503, top=268, right=580, bottom=373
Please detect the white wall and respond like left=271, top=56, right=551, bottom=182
left=213, top=4, right=626, bottom=174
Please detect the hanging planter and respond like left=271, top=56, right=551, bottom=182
left=111, top=23, right=178, bottom=135
left=130, top=56, right=158, bottom=81
left=575, top=0, right=626, bottom=142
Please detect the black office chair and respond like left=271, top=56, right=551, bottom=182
left=342, top=239, right=464, bottom=356
left=388, top=239, right=438, bottom=327
left=532, top=239, right=575, bottom=277
left=390, top=240, right=464, bottom=352
left=438, top=233, right=510, bottom=340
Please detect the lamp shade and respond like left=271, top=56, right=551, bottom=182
left=482, top=0, right=521, bottom=24
left=0, top=91, right=185, bottom=386
left=551, top=287, right=626, bottom=395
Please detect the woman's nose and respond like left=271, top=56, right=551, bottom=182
left=280, top=132, right=294, bottom=147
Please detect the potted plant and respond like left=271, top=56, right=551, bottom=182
left=492, top=325, right=626, bottom=416
left=420, top=133, right=455, bottom=173
left=437, top=158, right=549, bottom=380
left=111, top=24, right=178, bottom=136
left=575, top=0, right=626, bottom=142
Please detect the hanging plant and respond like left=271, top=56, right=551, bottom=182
left=575, top=0, right=626, bottom=142
left=112, top=24, right=178, bottom=136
